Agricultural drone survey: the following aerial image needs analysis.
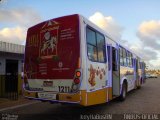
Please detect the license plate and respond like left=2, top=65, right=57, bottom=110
left=43, top=81, right=53, bottom=87
left=38, top=92, right=56, bottom=100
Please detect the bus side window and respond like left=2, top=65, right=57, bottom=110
left=123, top=48, right=127, bottom=66
left=86, top=27, right=98, bottom=61
left=127, top=52, right=133, bottom=67
left=96, top=32, right=106, bottom=62
left=126, top=51, right=130, bottom=67
left=129, top=53, right=131, bottom=67
left=132, top=58, right=134, bottom=67
left=87, top=45, right=98, bottom=61
left=86, top=26, right=106, bottom=63
left=120, top=47, right=123, bottom=66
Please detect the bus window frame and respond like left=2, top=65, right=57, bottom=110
left=119, top=45, right=134, bottom=68
left=86, top=25, right=106, bottom=63
left=119, top=46, right=124, bottom=66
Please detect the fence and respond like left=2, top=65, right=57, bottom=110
left=0, top=75, right=18, bottom=100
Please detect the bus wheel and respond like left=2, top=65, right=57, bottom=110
left=137, top=85, right=141, bottom=89
left=137, top=79, right=142, bottom=89
left=119, top=83, right=127, bottom=101
left=134, top=80, right=137, bottom=89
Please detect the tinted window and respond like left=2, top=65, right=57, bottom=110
left=97, top=33, right=105, bottom=47
left=87, top=44, right=98, bottom=61
left=120, top=47, right=123, bottom=66
left=86, top=28, right=96, bottom=45
left=126, top=51, right=130, bottom=66
left=126, top=51, right=133, bottom=67
left=86, top=27, right=106, bottom=62
left=123, top=48, right=127, bottom=66
left=96, top=32, right=105, bottom=62
left=129, top=53, right=133, bottom=67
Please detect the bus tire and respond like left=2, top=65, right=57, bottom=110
left=137, top=85, right=141, bottom=89
left=137, top=78, right=142, bottom=89
left=134, top=80, right=138, bottom=89
left=119, top=83, right=127, bottom=101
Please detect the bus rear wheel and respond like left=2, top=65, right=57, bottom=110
left=137, top=78, right=142, bottom=89
left=119, top=83, right=127, bottom=101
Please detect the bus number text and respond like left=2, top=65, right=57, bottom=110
left=58, top=86, right=70, bottom=93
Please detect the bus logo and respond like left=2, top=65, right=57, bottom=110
left=41, top=31, right=57, bottom=54
left=39, top=20, right=60, bottom=59
left=58, top=62, right=63, bottom=68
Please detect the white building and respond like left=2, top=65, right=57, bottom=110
left=0, top=41, right=25, bottom=99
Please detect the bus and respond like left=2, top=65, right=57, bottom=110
left=23, top=14, right=146, bottom=106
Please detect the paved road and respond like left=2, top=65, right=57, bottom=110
left=0, top=77, right=160, bottom=120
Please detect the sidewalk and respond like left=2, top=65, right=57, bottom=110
left=0, top=96, right=35, bottom=110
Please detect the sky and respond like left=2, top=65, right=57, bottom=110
left=0, top=0, right=160, bottom=69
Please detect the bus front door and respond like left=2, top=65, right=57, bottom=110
left=107, top=45, right=120, bottom=97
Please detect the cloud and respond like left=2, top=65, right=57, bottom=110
left=137, top=20, right=160, bottom=50
left=89, top=12, right=124, bottom=41
left=131, top=46, right=158, bottom=60
left=136, top=20, right=160, bottom=69
left=0, top=0, right=7, bottom=4
left=0, top=26, right=26, bottom=45
left=0, top=8, right=42, bottom=45
left=0, top=8, right=42, bottom=27
left=125, top=42, right=160, bottom=69
left=121, top=39, right=160, bottom=69
left=89, top=12, right=160, bottom=69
